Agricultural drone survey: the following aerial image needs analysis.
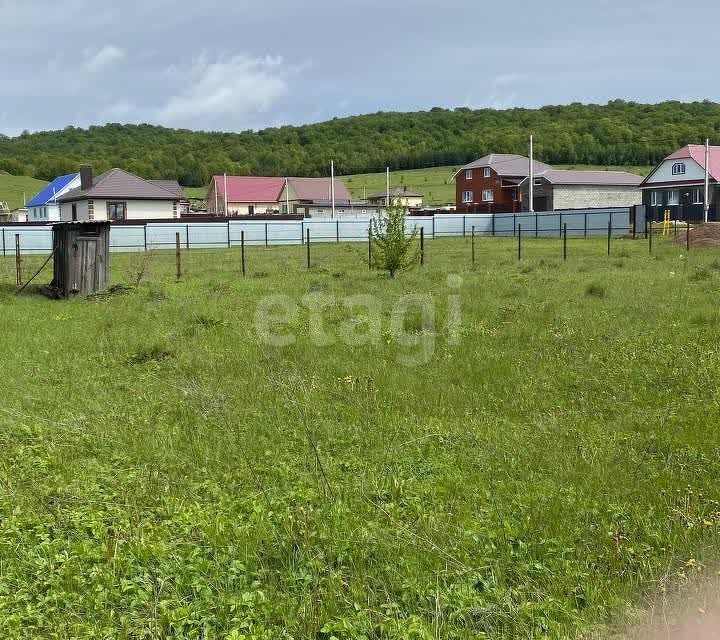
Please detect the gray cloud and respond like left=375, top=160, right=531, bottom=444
left=0, top=0, right=716, bottom=136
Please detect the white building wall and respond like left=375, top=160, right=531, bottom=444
left=552, top=185, right=642, bottom=210
left=61, top=199, right=176, bottom=221
left=227, top=201, right=279, bottom=216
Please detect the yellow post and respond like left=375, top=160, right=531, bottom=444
left=663, top=209, right=671, bottom=237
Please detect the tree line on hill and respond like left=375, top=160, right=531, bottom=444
left=1, top=100, right=719, bottom=187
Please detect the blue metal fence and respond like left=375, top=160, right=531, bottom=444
left=0, top=208, right=633, bottom=256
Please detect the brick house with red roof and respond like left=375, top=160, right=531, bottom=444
left=640, top=144, right=720, bottom=221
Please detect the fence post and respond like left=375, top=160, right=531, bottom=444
left=462, top=215, right=466, bottom=238
left=674, top=219, right=678, bottom=237
left=227, top=221, right=231, bottom=248
left=336, top=219, right=340, bottom=243
left=649, top=220, right=653, bottom=254
left=15, top=234, right=21, bottom=285
left=368, top=226, right=372, bottom=269
left=432, top=215, right=436, bottom=239
left=687, top=221, right=691, bottom=252
left=558, top=212, right=562, bottom=238
left=144, top=224, right=148, bottom=252
left=607, top=219, right=611, bottom=256
left=241, top=230, right=246, bottom=276
left=186, top=223, right=190, bottom=250
left=420, top=227, right=425, bottom=266
left=517, top=224, right=522, bottom=261
left=563, top=223, right=568, bottom=261
left=584, top=212, right=587, bottom=238
left=513, top=213, right=516, bottom=237
left=471, top=225, right=475, bottom=264
left=301, top=221, right=304, bottom=245
left=265, top=222, right=269, bottom=246
left=492, top=214, right=495, bottom=237
left=175, top=232, right=181, bottom=280
left=306, top=228, right=311, bottom=268
left=536, top=210, right=539, bottom=238
left=2, top=228, right=5, bottom=258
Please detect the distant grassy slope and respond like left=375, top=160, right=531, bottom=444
left=182, top=164, right=653, bottom=207
left=0, top=173, right=47, bottom=210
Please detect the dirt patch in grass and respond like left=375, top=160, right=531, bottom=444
left=674, top=222, right=720, bottom=248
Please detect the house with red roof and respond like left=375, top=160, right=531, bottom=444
left=640, top=144, right=720, bottom=220
left=207, top=175, right=354, bottom=216
left=207, top=176, right=286, bottom=216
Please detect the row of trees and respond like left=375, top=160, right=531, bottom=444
left=1, top=100, right=719, bottom=186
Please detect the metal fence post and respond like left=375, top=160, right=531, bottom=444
left=471, top=226, right=475, bottom=264
left=265, top=222, right=269, bottom=246
left=368, top=226, right=372, bottom=269
left=536, top=210, right=539, bottom=238
left=649, top=220, right=653, bottom=254
left=143, top=224, right=148, bottom=251
left=175, top=232, right=181, bottom=280
left=306, top=228, right=311, bottom=268
left=492, top=214, right=495, bottom=237
left=607, top=219, right=612, bottom=256
left=687, top=221, right=691, bottom=252
left=336, top=219, right=340, bottom=243
left=432, top=215, right=436, bottom=239
left=563, top=222, right=567, bottom=261
left=2, top=228, right=5, bottom=257
left=558, top=211, right=562, bottom=238
left=420, top=227, right=425, bottom=265
left=301, top=221, right=304, bottom=245
left=462, top=215, right=466, bottom=238
left=513, top=213, right=516, bottom=237
left=186, top=223, right=190, bottom=250
left=584, top=212, right=587, bottom=238
left=227, top=221, right=231, bottom=248
left=15, top=234, right=21, bottom=285
left=241, top=230, right=246, bottom=276
left=517, top=224, right=522, bottom=261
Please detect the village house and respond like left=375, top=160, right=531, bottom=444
left=640, top=144, right=720, bottom=220
left=207, top=176, right=285, bottom=215
left=367, top=187, right=424, bottom=208
left=518, top=169, right=642, bottom=211
left=27, top=173, right=81, bottom=222
left=279, top=177, right=352, bottom=214
left=454, top=154, right=553, bottom=213
left=58, top=167, right=182, bottom=221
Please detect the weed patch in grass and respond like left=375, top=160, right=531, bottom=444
left=585, top=282, right=607, bottom=298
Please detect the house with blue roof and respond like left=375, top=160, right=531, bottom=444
left=27, top=173, right=81, bottom=222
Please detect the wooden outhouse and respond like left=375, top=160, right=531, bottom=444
left=51, top=222, right=110, bottom=297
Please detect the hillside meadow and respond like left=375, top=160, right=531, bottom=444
left=0, top=236, right=719, bottom=638
left=0, top=173, right=47, bottom=210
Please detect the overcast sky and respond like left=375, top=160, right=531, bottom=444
left=0, top=0, right=715, bottom=137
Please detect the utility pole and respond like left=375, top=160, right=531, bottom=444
left=529, top=135, right=535, bottom=213
left=223, top=173, right=228, bottom=216
left=285, top=177, right=290, bottom=214
left=704, top=138, right=710, bottom=223
left=331, top=160, right=336, bottom=219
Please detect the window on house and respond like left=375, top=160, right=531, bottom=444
left=672, top=162, right=686, bottom=176
left=107, top=201, right=127, bottom=220
left=483, top=167, right=491, bottom=178
left=462, top=190, right=473, bottom=203
left=651, top=192, right=662, bottom=207
left=465, top=169, right=472, bottom=180
left=482, top=189, right=494, bottom=202
left=693, top=189, right=703, bottom=204
left=667, top=190, right=679, bottom=206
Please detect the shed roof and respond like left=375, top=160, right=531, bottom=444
left=456, top=154, right=553, bottom=178
left=522, top=169, right=643, bottom=187
left=59, top=168, right=180, bottom=202
left=27, top=173, right=79, bottom=207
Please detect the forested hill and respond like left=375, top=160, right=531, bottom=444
left=1, top=100, right=719, bottom=187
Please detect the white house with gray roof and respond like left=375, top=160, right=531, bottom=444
left=518, top=169, right=642, bottom=211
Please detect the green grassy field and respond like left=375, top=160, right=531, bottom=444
left=184, top=164, right=652, bottom=207
left=1, top=235, right=718, bottom=639
left=0, top=173, right=47, bottom=210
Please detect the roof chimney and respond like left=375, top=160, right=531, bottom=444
left=80, top=165, right=93, bottom=191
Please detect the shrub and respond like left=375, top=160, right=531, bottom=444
left=585, top=282, right=606, bottom=298
left=370, top=204, right=418, bottom=278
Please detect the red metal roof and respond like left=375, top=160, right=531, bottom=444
left=213, top=176, right=285, bottom=203
left=667, top=144, right=720, bottom=182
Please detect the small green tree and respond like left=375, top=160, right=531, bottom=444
left=370, top=203, right=418, bottom=278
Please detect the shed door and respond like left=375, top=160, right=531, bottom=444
left=71, top=235, right=99, bottom=295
